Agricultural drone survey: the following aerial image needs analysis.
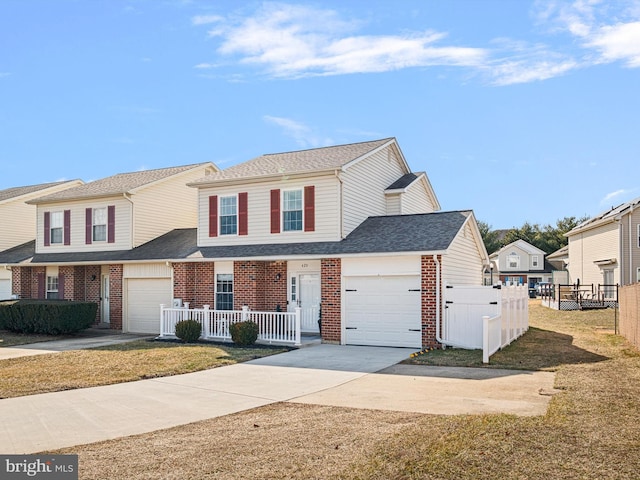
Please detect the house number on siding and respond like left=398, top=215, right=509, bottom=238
left=301, top=264, right=309, bottom=268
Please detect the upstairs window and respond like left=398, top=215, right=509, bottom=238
left=508, top=252, right=520, bottom=269
left=93, top=207, right=107, bottom=242
left=283, top=190, right=303, bottom=231
left=219, top=196, right=237, bottom=235
left=532, top=255, right=539, bottom=268
left=637, top=224, right=640, bottom=248
left=50, top=212, right=63, bottom=244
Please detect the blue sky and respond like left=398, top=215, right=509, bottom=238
left=1, top=0, right=639, bottom=230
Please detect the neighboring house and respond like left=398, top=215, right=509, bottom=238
left=488, top=239, right=552, bottom=288
left=566, top=197, right=640, bottom=288
left=5, top=163, right=217, bottom=329
left=5, top=138, right=489, bottom=349
left=0, top=180, right=83, bottom=299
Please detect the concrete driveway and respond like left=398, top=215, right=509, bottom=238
left=0, top=344, right=557, bottom=454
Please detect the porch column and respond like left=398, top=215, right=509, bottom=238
left=421, top=255, right=441, bottom=348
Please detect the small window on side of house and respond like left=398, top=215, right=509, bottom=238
left=508, top=252, right=520, bottom=269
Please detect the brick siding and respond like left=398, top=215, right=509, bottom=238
left=320, top=258, right=341, bottom=343
left=421, top=255, right=442, bottom=348
left=108, top=264, right=123, bottom=330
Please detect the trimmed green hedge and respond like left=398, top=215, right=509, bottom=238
left=175, top=319, right=202, bottom=343
left=230, top=320, right=259, bottom=346
left=0, top=300, right=97, bottom=335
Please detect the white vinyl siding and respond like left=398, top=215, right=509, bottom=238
left=567, top=221, right=620, bottom=286
left=0, top=180, right=82, bottom=252
left=342, top=146, right=407, bottom=236
left=617, top=208, right=640, bottom=285
left=497, top=245, right=530, bottom=271
left=442, top=222, right=485, bottom=285
left=400, top=180, right=436, bottom=214
left=133, top=166, right=211, bottom=247
left=197, top=174, right=340, bottom=246
left=34, top=198, right=132, bottom=254
left=385, top=194, right=401, bottom=215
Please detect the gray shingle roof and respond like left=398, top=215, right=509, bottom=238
left=570, top=196, right=640, bottom=234
left=28, top=163, right=212, bottom=204
left=0, top=241, right=36, bottom=264
left=189, top=138, right=394, bottom=185
left=386, top=172, right=421, bottom=191
left=24, top=211, right=471, bottom=264
left=0, top=181, right=80, bottom=203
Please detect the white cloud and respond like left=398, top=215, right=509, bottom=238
left=200, top=3, right=487, bottom=79
left=263, top=115, right=333, bottom=148
left=192, top=14, right=223, bottom=26
left=600, top=189, right=633, bottom=204
left=0, top=72, right=11, bottom=78
left=587, top=21, right=640, bottom=67
left=535, top=1, right=640, bottom=68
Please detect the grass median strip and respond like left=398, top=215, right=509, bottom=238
left=0, top=330, right=68, bottom=347
left=0, top=339, right=288, bottom=399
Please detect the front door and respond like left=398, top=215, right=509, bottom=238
left=101, top=274, right=110, bottom=325
left=299, top=273, right=320, bottom=333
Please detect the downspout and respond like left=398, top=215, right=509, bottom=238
left=123, top=193, right=134, bottom=247
left=334, top=170, right=344, bottom=238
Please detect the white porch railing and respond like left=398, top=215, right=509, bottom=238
left=159, top=304, right=302, bottom=346
left=482, top=285, right=529, bottom=363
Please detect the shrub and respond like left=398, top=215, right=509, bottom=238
left=230, top=320, right=259, bottom=346
left=0, top=300, right=97, bottom=335
left=175, top=319, right=202, bottom=343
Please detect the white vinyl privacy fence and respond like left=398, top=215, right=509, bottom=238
left=443, top=284, right=529, bottom=363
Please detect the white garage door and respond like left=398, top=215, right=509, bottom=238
left=0, top=279, right=11, bottom=300
left=344, top=275, right=422, bottom=348
left=126, top=278, right=172, bottom=334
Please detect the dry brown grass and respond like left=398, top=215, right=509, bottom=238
left=0, top=340, right=288, bottom=399
left=0, top=329, right=68, bottom=347
left=50, top=300, right=640, bottom=479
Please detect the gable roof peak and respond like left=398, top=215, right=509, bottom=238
left=189, top=137, right=398, bottom=185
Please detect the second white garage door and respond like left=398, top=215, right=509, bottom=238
left=343, top=275, right=422, bottom=348
left=125, top=278, right=173, bottom=334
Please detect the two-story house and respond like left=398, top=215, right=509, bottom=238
left=566, top=196, right=640, bottom=289
left=5, top=138, right=489, bottom=349
left=488, top=239, right=552, bottom=288
left=0, top=180, right=83, bottom=299
left=7, top=163, right=217, bottom=331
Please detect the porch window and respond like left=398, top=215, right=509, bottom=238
left=283, top=190, right=303, bottom=231
left=216, top=274, right=233, bottom=310
left=508, top=252, right=520, bottom=269
left=50, top=212, right=63, bottom=244
left=93, top=207, right=107, bottom=242
left=46, top=276, right=59, bottom=299
left=219, top=196, right=237, bottom=235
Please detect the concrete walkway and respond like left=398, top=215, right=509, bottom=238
left=0, top=344, right=557, bottom=454
left=0, top=332, right=153, bottom=360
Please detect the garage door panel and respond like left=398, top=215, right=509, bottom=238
left=126, top=278, right=172, bottom=334
left=344, top=275, right=421, bottom=348
left=0, top=279, right=11, bottom=300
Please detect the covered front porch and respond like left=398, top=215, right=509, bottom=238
left=158, top=304, right=323, bottom=347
